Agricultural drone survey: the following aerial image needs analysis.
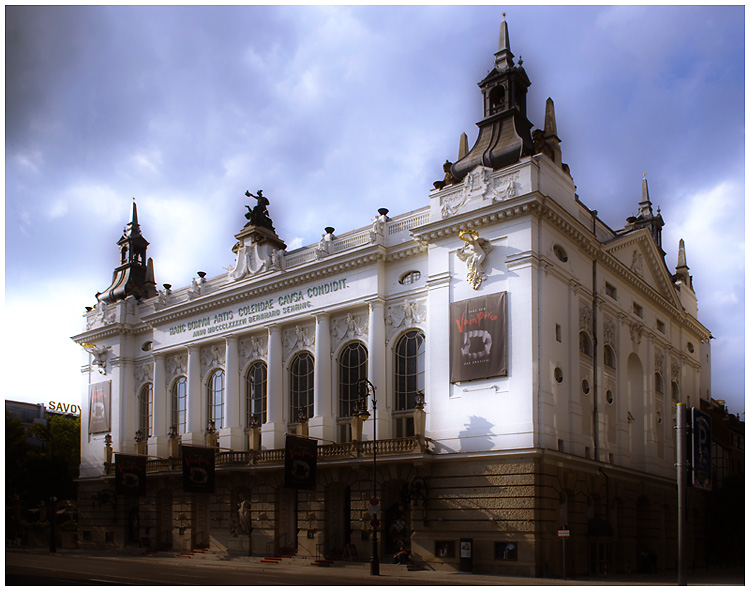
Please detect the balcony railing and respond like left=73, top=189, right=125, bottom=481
left=104, top=436, right=430, bottom=475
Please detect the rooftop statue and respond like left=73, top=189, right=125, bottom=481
left=244, top=189, right=275, bottom=231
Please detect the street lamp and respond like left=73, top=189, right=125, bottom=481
left=357, top=379, right=379, bottom=576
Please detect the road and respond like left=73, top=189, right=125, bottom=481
left=5, top=550, right=744, bottom=586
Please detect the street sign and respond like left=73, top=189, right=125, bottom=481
left=370, top=497, right=379, bottom=505
left=557, top=528, right=570, bottom=538
left=690, top=408, right=712, bottom=490
left=370, top=518, right=380, bottom=528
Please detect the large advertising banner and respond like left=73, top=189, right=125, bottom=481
left=450, top=292, right=508, bottom=383
left=182, top=445, right=216, bottom=493
left=115, top=454, right=147, bottom=496
left=284, top=434, right=318, bottom=490
left=88, top=381, right=111, bottom=434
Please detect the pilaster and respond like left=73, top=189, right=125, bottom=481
left=182, top=344, right=205, bottom=446
left=262, top=325, right=286, bottom=449
left=148, top=353, right=169, bottom=458
left=220, top=335, right=244, bottom=450
left=310, top=313, right=334, bottom=442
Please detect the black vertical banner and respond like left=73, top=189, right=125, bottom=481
left=450, top=292, right=508, bottom=383
left=284, top=435, right=317, bottom=490
left=115, top=454, right=147, bottom=496
left=182, top=445, right=216, bottom=493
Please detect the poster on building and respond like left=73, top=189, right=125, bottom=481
left=88, top=381, right=111, bottom=434
left=284, top=434, right=317, bottom=490
left=182, top=445, right=216, bottom=493
left=115, top=454, right=147, bottom=496
left=449, top=292, right=508, bottom=383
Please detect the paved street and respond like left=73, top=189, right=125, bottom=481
left=5, top=549, right=744, bottom=586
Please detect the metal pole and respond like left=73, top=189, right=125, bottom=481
left=370, top=392, right=380, bottom=576
left=676, top=403, right=687, bottom=586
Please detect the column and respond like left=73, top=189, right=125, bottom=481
left=367, top=298, right=389, bottom=439
left=182, top=344, right=204, bottom=446
left=220, top=335, right=244, bottom=450
left=262, top=325, right=285, bottom=449
left=148, top=353, right=169, bottom=458
left=310, top=312, right=333, bottom=442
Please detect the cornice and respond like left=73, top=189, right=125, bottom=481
left=411, top=193, right=543, bottom=243
left=71, top=324, right=136, bottom=344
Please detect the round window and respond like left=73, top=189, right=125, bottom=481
left=554, top=368, right=563, bottom=383
left=606, top=390, right=614, bottom=404
left=582, top=379, right=590, bottom=395
left=553, top=244, right=568, bottom=262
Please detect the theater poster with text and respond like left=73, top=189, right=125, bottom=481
left=115, top=454, right=147, bottom=496
left=284, top=435, right=318, bottom=490
left=182, top=445, right=216, bottom=493
left=450, top=292, right=508, bottom=383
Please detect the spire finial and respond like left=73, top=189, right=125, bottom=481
left=495, top=17, right=515, bottom=71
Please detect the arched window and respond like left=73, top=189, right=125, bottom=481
left=579, top=332, right=593, bottom=357
left=171, top=376, right=187, bottom=434
left=394, top=330, right=425, bottom=412
left=655, top=373, right=664, bottom=396
left=671, top=381, right=680, bottom=402
left=208, top=369, right=225, bottom=429
left=339, top=342, right=368, bottom=418
left=246, top=361, right=268, bottom=427
left=604, top=345, right=616, bottom=369
left=138, top=383, right=153, bottom=438
left=290, top=352, right=314, bottom=423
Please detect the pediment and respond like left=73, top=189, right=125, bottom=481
left=604, top=230, right=680, bottom=308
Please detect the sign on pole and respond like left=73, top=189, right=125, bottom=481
left=690, top=408, right=712, bottom=490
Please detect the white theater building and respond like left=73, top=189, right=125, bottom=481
left=73, top=20, right=712, bottom=577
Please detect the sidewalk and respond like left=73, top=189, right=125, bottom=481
left=6, top=547, right=745, bottom=586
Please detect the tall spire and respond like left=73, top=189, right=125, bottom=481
left=451, top=16, right=533, bottom=181
left=494, top=18, right=515, bottom=72
left=673, top=239, right=693, bottom=290
left=96, top=201, right=158, bottom=303
left=625, top=174, right=665, bottom=255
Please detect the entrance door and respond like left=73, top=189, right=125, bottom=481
left=275, top=488, right=297, bottom=553
left=325, top=485, right=352, bottom=557
left=191, top=493, right=210, bottom=550
left=156, top=489, right=173, bottom=550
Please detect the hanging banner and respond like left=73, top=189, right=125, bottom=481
left=284, top=434, right=318, bottom=490
left=450, top=292, right=508, bottom=383
left=182, top=445, right=216, bottom=493
left=88, top=381, right=112, bottom=434
left=115, top=454, right=146, bottom=496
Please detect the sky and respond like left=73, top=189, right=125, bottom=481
left=5, top=4, right=745, bottom=417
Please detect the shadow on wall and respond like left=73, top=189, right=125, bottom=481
left=459, top=415, right=495, bottom=452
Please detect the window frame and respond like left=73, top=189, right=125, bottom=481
left=246, top=360, right=268, bottom=427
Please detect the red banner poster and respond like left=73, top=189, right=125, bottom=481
left=450, top=292, right=508, bottom=383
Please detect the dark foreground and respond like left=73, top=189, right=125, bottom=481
left=5, top=549, right=745, bottom=586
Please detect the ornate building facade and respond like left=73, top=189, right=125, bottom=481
left=73, top=20, right=712, bottom=577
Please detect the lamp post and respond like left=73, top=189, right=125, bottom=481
left=357, top=379, right=379, bottom=576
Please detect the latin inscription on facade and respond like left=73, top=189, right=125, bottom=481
left=161, top=277, right=353, bottom=345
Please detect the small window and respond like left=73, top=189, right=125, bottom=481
left=553, top=244, right=568, bottom=262
left=633, top=302, right=643, bottom=318
left=399, top=270, right=421, bottom=285
left=554, top=368, right=563, bottom=383
left=582, top=379, right=590, bottom=395
left=687, top=342, right=695, bottom=353
left=656, top=411, right=663, bottom=425
left=435, top=540, right=455, bottom=558
left=655, top=373, right=664, bottom=395
left=606, top=389, right=614, bottom=404
left=141, top=341, right=153, bottom=351
left=671, top=381, right=680, bottom=401
left=555, top=324, right=562, bottom=342
left=656, top=320, right=666, bottom=334
left=603, top=345, right=616, bottom=369
left=579, top=332, right=593, bottom=357
left=605, top=282, right=617, bottom=300
left=495, top=542, right=518, bottom=561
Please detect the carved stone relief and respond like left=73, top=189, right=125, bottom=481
left=579, top=305, right=592, bottom=334
left=201, top=344, right=225, bottom=377
left=630, top=322, right=643, bottom=346
left=671, top=361, right=681, bottom=383
left=331, top=313, right=368, bottom=349
left=655, top=350, right=664, bottom=375
left=240, top=334, right=268, bottom=364
left=386, top=299, right=426, bottom=342
left=135, top=362, right=153, bottom=386
left=603, top=319, right=616, bottom=347
left=283, top=325, right=315, bottom=360
left=166, top=353, right=187, bottom=378
left=631, top=250, right=644, bottom=278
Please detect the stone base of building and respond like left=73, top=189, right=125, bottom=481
left=76, top=449, right=707, bottom=577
